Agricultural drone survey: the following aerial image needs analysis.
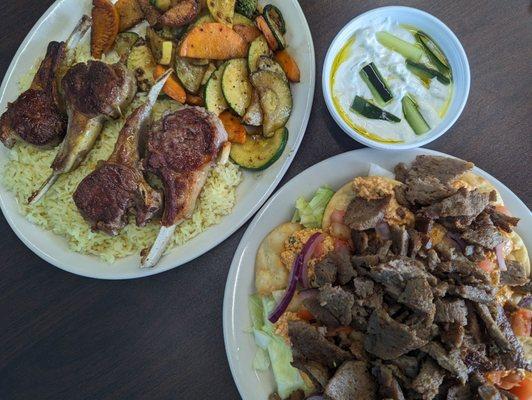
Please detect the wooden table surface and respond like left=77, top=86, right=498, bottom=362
left=0, top=1, right=530, bottom=399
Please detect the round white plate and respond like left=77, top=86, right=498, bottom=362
left=223, top=148, right=532, bottom=399
left=0, top=0, right=315, bottom=279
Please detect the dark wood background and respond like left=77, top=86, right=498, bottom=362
left=0, top=1, right=530, bottom=399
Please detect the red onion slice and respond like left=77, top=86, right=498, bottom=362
left=518, top=296, right=532, bottom=309
left=268, top=253, right=303, bottom=323
left=495, top=243, right=507, bottom=271
left=300, top=233, right=324, bottom=289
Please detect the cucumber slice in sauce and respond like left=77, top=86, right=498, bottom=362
left=406, top=60, right=450, bottom=85
left=230, top=127, right=288, bottom=170
left=351, top=96, right=400, bottom=122
left=376, top=31, right=424, bottom=61
left=416, top=31, right=451, bottom=75
left=359, top=62, right=393, bottom=105
left=402, top=95, right=430, bottom=135
left=222, top=58, right=253, bottom=116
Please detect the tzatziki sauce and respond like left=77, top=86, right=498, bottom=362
left=331, top=18, right=452, bottom=143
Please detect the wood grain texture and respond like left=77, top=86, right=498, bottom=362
left=0, top=1, right=530, bottom=399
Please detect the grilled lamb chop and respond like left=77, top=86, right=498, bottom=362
left=29, top=60, right=137, bottom=204
left=0, top=16, right=91, bottom=148
left=73, top=70, right=172, bottom=235
left=140, top=106, right=228, bottom=268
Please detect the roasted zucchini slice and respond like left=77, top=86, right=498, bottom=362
left=233, top=12, right=254, bottom=26
left=248, top=35, right=271, bottom=73
left=114, top=32, right=140, bottom=60
left=242, top=89, right=263, bottom=126
left=126, top=38, right=156, bottom=91
left=222, top=58, right=253, bottom=116
left=262, top=5, right=286, bottom=49
left=204, top=62, right=228, bottom=115
left=146, top=27, right=174, bottom=65
left=230, top=127, right=288, bottom=170
left=256, top=55, right=287, bottom=81
left=207, top=0, right=236, bottom=25
left=175, top=56, right=208, bottom=94
left=251, top=69, right=292, bottom=136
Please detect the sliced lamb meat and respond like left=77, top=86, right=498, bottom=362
left=416, top=215, right=435, bottom=234
left=288, top=321, right=353, bottom=369
left=391, top=356, right=420, bottom=379
left=426, top=249, right=441, bottom=271
left=350, top=304, right=369, bottom=331
left=304, top=297, right=343, bottom=328
left=461, top=342, right=494, bottom=373
left=403, top=156, right=473, bottom=205
left=352, top=231, right=369, bottom=254
left=390, top=224, right=409, bottom=256
left=344, top=195, right=391, bottom=231
left=398, top=277, right=434, bottom=315
left=351, top=255, right=380, bottom=270
left=317, top=284, right=354, bottom=326
left=348, top=330, right=368, bottom=360
left=500, top=260, right=529, bottom=287
left=475, top=303, right=529, bottom=370
left=461, top=224, right=505, bottom=249
left=448, top=284, right=495, bottom=303
left=394, top=162, right=409, bottom=183
left=408, top=228, right=424, bottom=258
left=421, top=342, right=468, bottom=384
left=376, top=239, right=393, bottom=259
left=324, top=360, right=376, bottom=400
left=352, top=277, right=375, bottom=299
left=291, top=359, right=330, bottom=389
left=432, top=280, right=449, bottom=298
left=435, top=259, right=490, bottom=285
left=372, top=363, right=406, bottom=400
left=421, top=188, right=490, bottom=221
left=330, top=250, right=355, bottom=285
left=435, top=299, right=468, bottom=326
left=412, top=359, right=446, bottom=400
left=441, top=323, right=465, bottom=349
left=313, top=256, right=338, bottom=288
left=485, top=206, right=519, bottom=233
left=446, top=385, right=473, bottom=400
left=364, top=309, right=429, bottom=360
left=394, top=185, right=409, bottom=207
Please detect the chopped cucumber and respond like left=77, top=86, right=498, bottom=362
left=248, top=35, right=271, bottom=73
left=204, top=62, right=228, bottom=115
left=406, top=60, right=450, bottom=85
left=222, top=58, right=253, bottom=116
left=359, top=62, right=393, bottom=105
left=416, top=31, right=451, bottom=75
left=251, top=70, right=292, bottom=136
left=376, top=31, right=424, bottom=61
left=351, top=96, right=400, bottom=122
left=230, top=127, right=288, bottom=170
left=402, top=95, right=430, bottom=135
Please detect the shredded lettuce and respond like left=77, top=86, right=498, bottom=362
left=249, top=295, right=311, bottom=399
left=292, top=187, right=335, bottom=228
left=253, top=347, right=271, bottom=371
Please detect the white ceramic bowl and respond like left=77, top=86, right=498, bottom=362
left=322, top=6, right=470, bottom=150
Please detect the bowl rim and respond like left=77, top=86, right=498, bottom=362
left=321, top=5, right=471, bottom=150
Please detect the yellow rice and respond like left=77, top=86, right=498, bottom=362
left=2, top=44, right=242, bottom=263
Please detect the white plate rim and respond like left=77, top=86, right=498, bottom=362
left=223, top=147, right=531, bottom=399
left=0, top=0, right=316, bottom=280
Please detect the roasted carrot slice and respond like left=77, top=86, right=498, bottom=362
left=219, top=111, right=247, bottom=144
left=274, top=49, right=301, bottom=83
left=91, top=0, right=120, bottom=59
left=255, top=15, right=278, bottom=51
left=233, top=24, right=261, bottom=44
left=186, top=93, right=204, bottom=106
left=153, top=65, right=186, bottom=104
left=115, top=0, right=144, bottom=32
left=179, top=22, right=248, bottom=60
